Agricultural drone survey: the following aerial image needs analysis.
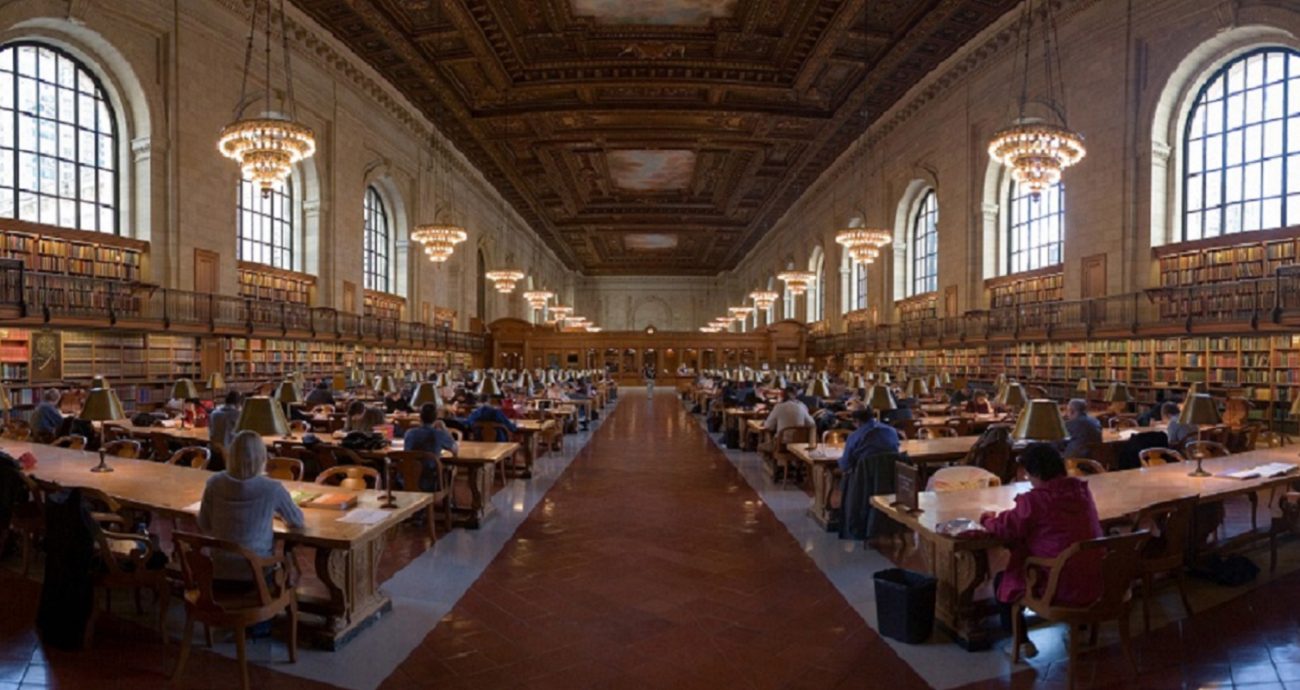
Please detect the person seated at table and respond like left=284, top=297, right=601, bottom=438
left=343, top=401, right=369, bottom=432
left=32, top=388, right=65, bottom=441
left=979, top=443, right=1103, bottom=659
left=838, top=407, right=901, bottom=472
left=466, top=395, right=518, bottom=442
left=197, top=430, right=305, bottom=584
left=383, top=390, right=412, bottom=414
left=502, top=392, right=525, bottom=420
left=763, top=387, right=815, bottom=440
left=182, top=398, right=209, bottom=428
left=1161, top=402, right=1197, bottom=448
left=545, top=382, right=570, bottom=402
left=1062, top=398, right=1102, bottom=459
left=966, top=391, right=993, bottom=415
left=881, top=397, right=914, bottom=425
left=304, top=380, right=335, bottom=407
left=950, top=386, right=973, bottom=407
left=209, top=391, right=243, bottom=451
left=401, top=403, right=459, bottom=492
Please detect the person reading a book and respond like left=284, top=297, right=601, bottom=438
left=198, top=430, right=305, bottom=582
left=402, top=403, right=459, bottom=492
left=1161, top=402, right=1197, bottom=448
left=466, top=395, right=517, bottom=441
left=979, top=443, right=1103, bottom=659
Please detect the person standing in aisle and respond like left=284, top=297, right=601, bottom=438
left=643, top=362, right=656, bottom=394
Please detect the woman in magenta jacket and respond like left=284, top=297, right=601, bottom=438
left=980, top=443, right=1103, bottom=658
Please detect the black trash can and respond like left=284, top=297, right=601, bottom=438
left=873, top=568, right=937, bottom=644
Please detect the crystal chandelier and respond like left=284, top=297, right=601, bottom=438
left=586, top=325, right=603, bottom=333
left=523, top=290, right=553, bottom=309
left=778, top=270, right=816, bottom=296
left=729, top=306, right=754, bottom=320
left=411, top=224, right=467, bottom=262
left=485, top=269, right=525, bottom=293
left=219, top=0, right=316, bottom=197
left=988, top=0, right=1086, bottom=199
left=700, top=326, right=721, bottom=333
left=835, top=228, right=892, bottom=266
left=549, top=305, right=573, bottom=323
left=749, top=291, right=778, bottom=310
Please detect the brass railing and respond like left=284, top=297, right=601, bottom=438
left=0, top=266, right=486, bottom=354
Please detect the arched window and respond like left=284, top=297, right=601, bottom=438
left=237, top=178, right=294, bottom=269
left=1183, top=48, right=1300, bottom=240
left=807, top=247, right=825, bottom=322
left=476, top=249, right=486, bottom=324
left=363, top=186, right=390, bottom=293
left=851, top=260, right=867, bottom=311
left=0, top=42, right=118, bottom=233
left=1007, top=181, right=1064, bottom=274
left=910, top=190, right=938, bottom=295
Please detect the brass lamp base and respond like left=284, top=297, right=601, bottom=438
left=91, top=451, right=114, bottom=473
left=1188, top=457, right=1210, bottom=477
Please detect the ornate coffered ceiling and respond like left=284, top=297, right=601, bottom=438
left=291, top=0, right=1019, bottom=275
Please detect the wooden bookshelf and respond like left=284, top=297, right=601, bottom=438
left=986, top=266, right=1064, bottom=308
left=237, top=262, right=315, bottom=305
left=896, top=294, right=938, bottom=323
left=844, top=308, right=873, bottom=332
left=0, top=219, right=147, bottom=282
left=364, top=291, right=405, bottom=321
left=221, top=337, right=467, bottom=388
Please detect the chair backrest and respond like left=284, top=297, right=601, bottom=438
left=100, top=423, right=128, bottom=443
left=1024, top=531, right=1149, bottom=616
left=311, top=404, right=335, bottom=416
left=1185, top=440, right=1230, bottom=459
left=1138, top=447, right=1185, bottom=468
left=926, top=466, right=1001, bottom=492
left=1132, top=496, right=1197, bottom=570
left=447, top=428, right=464, bottom=442
left=472, top=421, right=502, bottom=442
left=821, top=429, right=849, bottom=446
left=944, top=418, right=972, bottom=436
left=167, top=446, right=211, bottom=470
left=918, top=426, right=958, bottom=440
left=1066, top=458, right=1107, bottom=477
left=50, top=434, right=87, bottom=450
left=3, top=419, right=31, bottom=441
left=288, top=420, right=312, bottom=434
left=102, top=439, right=142, bottom=459
left=172, top=531, right=287, bottom=615
left=386, top=450, right=450, bottom=493
left=315, top=464, right=382, bottom=491
left=964, top=424, right=1015, bottom=484
left=146, top=431, right=174, bottom=461
left=265, top=456, right=304, bottom=482
left=775, top=425, right=814, bottom=453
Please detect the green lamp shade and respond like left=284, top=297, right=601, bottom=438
left=1179, top=393, right=1222, bottom=425
left=91, top=375, right=110, bottom=389
left=0, top=384, right=11, bottom=411
left=274, top=381, right=300, bottom=404
left=1013, top=399, right=1069, bottom=442
left=876, top=372, right=891, bottom=385
left=235, top=396, right=289, bottom=436
left=1077, top=377, right=1092, bottom=393
left=1104, top=382, right=1133, bottom=403
left=374, top=376, right=399, bottom=394
left=1290, top=391, right=1300, bottom=418
left=206, top=372, right=226, bottom=390
left=478, top=377, right=503, bottom=398
left=906, top=378, right=929, bottom=399
left=928, top=374, right=942, bottom=391
left=997, top=382, right=1028, bottom=409
left=993, top=373, right=1007, bottom=389
left=866, top=384, right=897, bottom=411
left=410, top=382, right=442, bottom=409
left=172, top=378, right=200, bottom=401
left=806, top=378, right=831, bottom=398
left=79, top=387, right=124, bottom=422
left=517, top=372, right=534, bottom=390
left=1187, top=381, right=1205, bottom=396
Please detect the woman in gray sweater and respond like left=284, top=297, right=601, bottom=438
left=197, top=430, right=305, bottom=580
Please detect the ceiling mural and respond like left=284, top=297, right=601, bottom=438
left=291, top=0, right=1021, bottom=275
left=624, top=233, right=681, bottom=251
left=570, top=0, right=738, bottom=26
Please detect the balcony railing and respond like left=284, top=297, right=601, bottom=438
left=0, top=266, right=485, bottom=354
left=811, top=271, right=1300, bottom=357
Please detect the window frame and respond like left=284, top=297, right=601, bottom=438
left=910, top=189, right=939, bottom=296
left=0, top=40, right=120, bottom=233
left=1006, top=180, right=1065, bottom=274
left=363, top=185, right=391, bottom=293
left=1180, top=46, right=1300, bottom=241
left=236, top=177, right=296, bottom=271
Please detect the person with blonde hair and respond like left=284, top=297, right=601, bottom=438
left=197, top=430, right=304, bottom=580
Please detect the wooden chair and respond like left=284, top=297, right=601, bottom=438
left=1066, top=458, right=1107, bottom=477
left=287, top=420, right=312, bottom=435
left=147, top=431, right=174, bottom=461
left=310, top=404, right=335, bottom=417
left=80, top=487, right=170, bottom=647
left=447, top=428, right=464, bottom=443
left=8, top=474, right=44, bottom=576
left=50, top=434, right=88, bottom=450
left=773, top=425, right=814, bottom=487
left=1184, top=440, right=1229, bottom=460
left=171, top=532, right=297, bottom=690
left=472, top=422, right=509, bottom=485
left=917, top=426, right=958, bottom=440
left=1125, top=496, right=1197, bottom=633
left=821, top=429, right=849, bottom=446
left=1137, top=447, right=1185, bottom=468
left=316, top=465, right=382, bottom=491
left=1257, top=430, right=1288, bottom=448
left=387, top=451, right=455, bottom=539
left=1012, top=531, right=1150, bottom=689
left=167, top=446, right=211, bottom=470
left=3, top=419, right=32, bottom=441
left=100, top=424, right=128, bottom=444
left=101, top=439, right=142, bottom=458
left=265, top=457, right=304, bottom=482
left=945, top=418, right=972, bottom=436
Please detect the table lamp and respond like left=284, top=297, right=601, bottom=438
left=997, top=382, right=1028, bottom=413
left=1180, top=393, right=1222, bottom=477
left=806, top=377, right=831, bottom=399
left=994, top=373, right=1008, bottom=390
left=905, top=378, right=929, bottom=399
left=172, top=378, right=200, bottom=401
left=1104, top=381, right=1133, bottom=414
left=928, top=373, right=943, bottom=393
left=0, top=383, right=11, bottom=423
left=292, top=370, right=307, bottom=392
left=91, top=375, right=110, bottom=389
left=478, top=377, right=503, bottom=398
left=941, top=371, right=952, bottom=385
left=206, top=372, right=226, bottom=397
left=517, top=371, right=535, bottom=394
left=235, top=396, right=290, bottom=437
left=410, top=381, right=442, bottom=410
left=1012, top=399, right=1069, bottom=442
left=81, top=387, right=125, bottom=473
left=1077, top=378, right=1093, bottom=394
left=876, top=372, right=891, bottom=385
left=1187, top=381, right=1205, bottom=396
left=866, top=384, right=897, bottom=412
left=775, top=374, right=789, bottom=390
left=374, top=376, right=398, bottom=395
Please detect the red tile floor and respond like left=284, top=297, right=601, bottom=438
left=2, top=391, right=1299, bottom=688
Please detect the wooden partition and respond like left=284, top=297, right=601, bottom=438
left=488, top=319, right=809, bottom=384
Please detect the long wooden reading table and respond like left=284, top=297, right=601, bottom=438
left=6, top=440, right=431, bottom=650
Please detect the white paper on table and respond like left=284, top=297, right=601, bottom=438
left=337, top=508, right=389, bottom=525
left=182, top=500, right=202, bottom=513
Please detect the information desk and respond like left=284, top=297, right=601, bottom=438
left=6, top=440, right=432, bottom=650
left=868, top=448, right=1300, bottom=650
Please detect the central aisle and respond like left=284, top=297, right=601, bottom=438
left=385, top=389, right=930, bottom=689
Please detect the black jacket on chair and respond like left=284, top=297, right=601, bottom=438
left=839, top=451, right=908, bottom=541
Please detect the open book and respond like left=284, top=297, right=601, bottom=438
left=1218, top=463, right=1298, bottom=480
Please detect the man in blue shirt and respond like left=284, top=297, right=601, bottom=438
left=839, top=408, right=902, bottom=472
left=402, top=403, right=459, bottom=491
left=1062, top=398, right=1102, bottom=459
left=32, top=388, right=65, bottom=441
left=208, top=391, right=243, bottom=453
left=465, top=395, right=518, bottom=441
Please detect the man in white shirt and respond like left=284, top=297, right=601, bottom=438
left=763, top=387, right=815, bottom=437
